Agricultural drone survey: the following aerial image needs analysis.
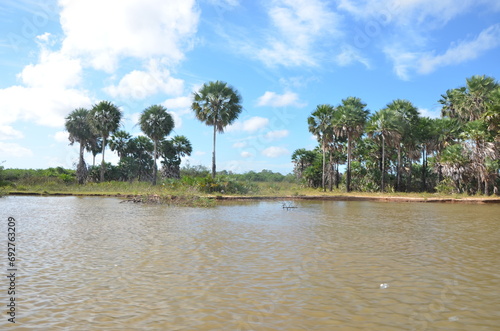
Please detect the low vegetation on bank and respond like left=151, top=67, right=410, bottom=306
left=2, top=165, right=498, bottom=206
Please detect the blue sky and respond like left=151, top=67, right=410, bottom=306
left=1, top=0, right=500, bottom=174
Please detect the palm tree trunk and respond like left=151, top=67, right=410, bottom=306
left=152, top=141, right=158, bottom=185
left=212, top=124, right=217, bottom=179
left=421, top=148, right=426, bottom=192
left=100, top=137, right=106, bottom=182
left=347, top=134, right=352, bottom=192
left=329, top=152, right=333, bottom=191
left=397, top=144, right=401, bottom=192
left=77, top=142, right=86, bottom=185
left=322, top=140, right=326, bottom=192
left=381, top=136, right=385, bottom=192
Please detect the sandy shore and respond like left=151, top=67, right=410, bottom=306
left=6, top=191, right=500, bottom=204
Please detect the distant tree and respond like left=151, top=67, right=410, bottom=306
left=192, top=81, right=243, bottom=178
left=139, top=105, right=174, bottom=185
left=89, top=101, right=122, bottom=182
left=65, top=108, right=93, bottom=184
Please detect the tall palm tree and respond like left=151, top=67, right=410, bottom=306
left=308, top=104, right=335, bottom=191
left=192, top=80, right=243, bottom=178
left=65, top=108, right=92, bottom=184
left=139, top=105, right=175, bottom=185
left=386, top=99, right=419, bottom=191
left=366, top=108, right=401, bottom=192
left=88, top=101, right=122, bottom=182
left=333, top=97, right=369, bottom=192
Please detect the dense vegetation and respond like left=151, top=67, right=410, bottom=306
left=294, top=75, right=500, bottom=195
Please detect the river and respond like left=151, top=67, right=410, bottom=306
left=1, top=196, right=499, bottom=330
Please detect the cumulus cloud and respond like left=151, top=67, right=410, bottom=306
left=0, top=126, right=24, bottom=140
left=0, top=86, right=92, bottom=127
left=163, top=96, right=192, bottom=109
left=59, top=0, right=200, bottom=72
left=257, top=91, right=304, bottom=107
left=104, top=66, right=184, bottom=100
left=0, top=142, right=33, bottom=157
left=232, top=141, right=247, bottom=148
left=262, top=146, right=289, bottom=158
left=226, top=116, right=269, bottom=133
left=18, top=48, right=82, bottom=89
left=265, top=130, right=289, bottom=140
left=241, top=151, right=253, bottom=158
left=53, top=131, right=69, bottom=143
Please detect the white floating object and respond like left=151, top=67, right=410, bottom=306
left=448, top=316, right=459, bottom=322
left=379, top=283, right=389, bottom=289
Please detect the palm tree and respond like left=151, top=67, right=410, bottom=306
left=386, top=99, right=419, bottom=191
left=366, top=108, right=401, bottom=192
left=333, top=97, right=369, bottom=192
left=160, top=135, right=192, bottom=179
left=65, top=108, right=93, bottom=184
left=308, top=104, right=335, bottom=191
left=86, top=135, right=102, bottom=167
left=109, top=130, right=132, bottom=161
left=192, top=81, right=243, bottom=178
left=139, top=105, right=175, bottom=185
left=88, top=101, right=122, bottom=182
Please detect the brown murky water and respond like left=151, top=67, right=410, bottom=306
left=1, top=196, right=499, bottom=330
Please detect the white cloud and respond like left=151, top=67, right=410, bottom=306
left=241, top=151, right=253, bottom=158
left=336, top=45, right=371, bottom=68
left=385, top=24, right=500, bottom=79
left=0, top=142, right=33, bottom=157
left=194, top=151, right=206, bottom=156
left=265, top=130, right=289, bottom=140
left=0, top=126, right=24, bottom=140
left=256, top=0, right=341, bottom=67
left=163, top=96, right=192, bottom=109
left=104, top=60, right=184, bottom=99
left=257, top=91, right=304, bottom=107
left=18, top=48, right=82, bottom=89
left=232, top=141, right=247, bottom=148
left=418, top=108, right=441, bottom=119
left=59, top=0, right=200, bottom=72
left=338, top=0, right=486, bottom=27
left=53, top=131, right=69, bottom=143
left=262, top=146, right=289, bottom=158
left=418, top=24, right=500, bottom=74
left=0, top=86, right=92, bottom=127
left=226, top=116, right=269, bottom=133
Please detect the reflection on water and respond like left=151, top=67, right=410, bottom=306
left=1, top=196, right=499, bottom=330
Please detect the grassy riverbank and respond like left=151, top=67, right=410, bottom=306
left=3, top=177, right=500, bottom=205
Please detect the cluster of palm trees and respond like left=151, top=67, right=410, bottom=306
left=65, top=102, right=191, bottom=184
left=296, top=75, right=500, bottom=195
left=65, top=80, right=243, bottom=184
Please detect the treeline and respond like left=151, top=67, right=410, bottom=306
left=293, top=75, right=500, bottom=195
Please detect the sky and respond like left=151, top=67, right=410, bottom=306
left=1, top=0, right=500, bottom=174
